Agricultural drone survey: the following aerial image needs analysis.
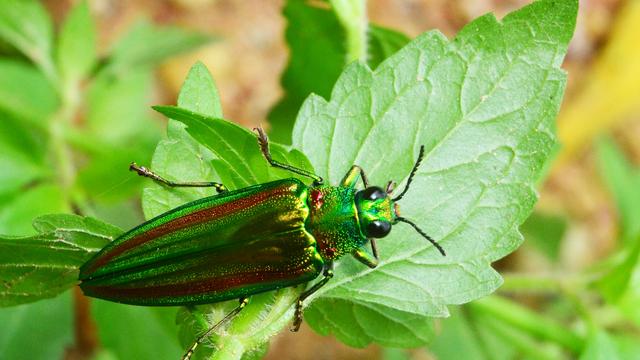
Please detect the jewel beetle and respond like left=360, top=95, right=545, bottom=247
left=78, top=128, right=445, bottom=359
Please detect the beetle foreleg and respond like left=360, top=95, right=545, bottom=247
left=352, top=242, right=379, bottom=269
left=183, top=297, right=250, bottom=360
left=129, top=162, right=227, bottom=193
left=340, top=165, right=369, bottom=188
left=291, top=262, right=334, bottom=332
left=254, top=127, right=323, bottom=185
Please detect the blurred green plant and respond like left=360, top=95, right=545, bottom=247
left=0, top=0, right=211, bottom=358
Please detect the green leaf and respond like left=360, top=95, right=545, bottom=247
left=267, top=0, right=346, bottom=143
left=304, top=298, right=433, bottom=347
left=368, top=25, right=411, bottom=69
left=0, top=59, right=59, bottom=123
left=56, top=1, right=97, bottom=84
left=86, top=70, right=156, bottom=143
left=292, top=0, right=576, bottom=346
left=0, top=184, right=67, bottom=236
left=520, top=211, right=567, bottom=261
left=429, top=307, right=510, bottom=360
left=0, top=0, right=57, bottom=83
left=612, top=334, right=640, bottom=360
left=142, top=61, right=223, bottom=219
left=594, top=138, right=640, bottom=302
left=93, top=301, right=182, bottom=360
left=596, top=137, right=640, bottom=241
left=0, top=112, right=48, bottom=196
left=0, top=214, right=119, bottom=306
left=77, top=139, right=156, bottom=204
left=0, top=291, right=73, bottom=359
left=153, top=105, right=314, bottom=191
left=580, top=330, right=622, bottom=360
left=105, top=20, right=212, bottom=76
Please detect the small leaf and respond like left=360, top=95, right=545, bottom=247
left=0, top=291, right=73, bottom=359
left=429, top=307, right=502, bottom=360
left=56, top=1, right=97, bottom=84
left=304, top=298, right=433, bottom=348
left=0, top=184, right=67, bottom=236
left=579, top=330, right=622, bottom=360
left=292, top=0, right=576, bottom=346
left=594, top=138, right=640, bottom=302
left=368, top=25, right=411, bottom=69
left=142, top=62, right=223, bottom=219
left=0, top=59, right=59, bottom=123
left=596, top=137, right=640, bottom=241
left=105, top=20, right=212, bottom=76
left=267, top=0, right=346, bottom=143
left=0, top=0, right=55, bottom=81
left=86, top=70, right=156, bottom=143
left=153, top=105, right=314, bottom=190
left=0, top=112, right=48, bottom=196
left=520, top=211, right=567, bottom=261
left=269, top=1, right=410, bottom=143
left=0, top=214, right=120, bottom=306
left=92, top=301, right=182, bottom=359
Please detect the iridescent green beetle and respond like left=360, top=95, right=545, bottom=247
left=79, top=128, right=445, bottom=359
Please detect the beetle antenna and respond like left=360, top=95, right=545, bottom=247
left=396, top=217, right=445, bottom=256
left=392, top=145, right=425, bottom=202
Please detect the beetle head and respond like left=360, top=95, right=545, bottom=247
left=355, top=186, right=396, bottom=239
left=356, top=146, right=446, bottom=256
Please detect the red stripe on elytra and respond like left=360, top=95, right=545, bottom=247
left=86, top=184, right=295, bottom=274
left=84, top=269, right=309, bottom=300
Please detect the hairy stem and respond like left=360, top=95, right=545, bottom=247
left=329, top=0, right=368, bottom=63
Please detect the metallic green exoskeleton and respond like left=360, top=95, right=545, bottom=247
left=79, top=128, right=445, bottom=360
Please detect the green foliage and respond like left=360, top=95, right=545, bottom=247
left=268, top=0, right=410, bottom=143
left=92, top=302, right=182, bottom=359
left=580, top=331, right=622, bottom=360
left=0, top=291, right=73, bottom=359
left=0, top=1, right=212, bottom=358
left=0, top=0, right=212, bottom=231
left=105, top=20, right=212, bottom=75
left=0, top=214, right=119, bottom=306
left=0, top=0, right=55, bottom=81
left=56, top=1, right=96, bottom=87
left=520, top=211, right=567, bottom=261
left=293, top=0, right=576, bottom=346
left=596, top=137, right=640, bottom=241
left=138, top=0, right=576, bottom=357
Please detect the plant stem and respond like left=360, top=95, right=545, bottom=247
left=500, top=273, right=586, bottom=293
left=49, top=72, right=99, bottom=359
left=469, top=295, right=584, bottom=355
left=208, top=288, right=300, bottom=360
left=329, top=0, right=368, bottom=63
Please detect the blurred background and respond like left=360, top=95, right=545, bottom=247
left=1, top=0, right=639, bottom=359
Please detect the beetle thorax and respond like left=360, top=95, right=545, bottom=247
left=306, top=185, right=367, bottom=260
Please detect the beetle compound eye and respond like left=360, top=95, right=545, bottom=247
left=367, top=220, right=391, bottom=238
left=362, top=186, right=386, bottom=201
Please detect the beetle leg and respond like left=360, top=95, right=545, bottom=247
left=352, top=242, right=379, bottom=269
left=340, top=165, right=369, bottom=188
left=291, top=262, right=334, bottom=332
left=183, top=297, right=250, bottom=360
left=254, top=127, right=324, bottom=185
left=129, top=162, right=227, bottom=193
